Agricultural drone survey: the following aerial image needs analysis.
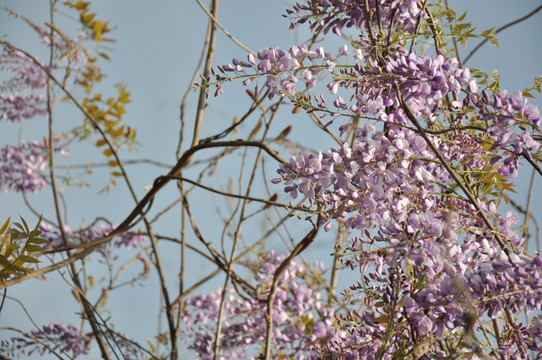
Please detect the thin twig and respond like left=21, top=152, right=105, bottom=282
left=0, top=140, right=284, bottom=289
left=190, top=0, right=219, bottom=152
left=194, top=0, right=255, bottom=56
left=443, top=0, right=462, bottom=68
left=522, top=168, right=536, bottom=245
left=163, top=176, right=304, bottom=210
left=464, top=5, right=542, bottom=65
left=45, top=3, right=110, bottom=357
left=214, top=98, right=279, bottom=359
left=169, top=212, right=292, bottom=309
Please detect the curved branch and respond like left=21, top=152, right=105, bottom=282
left=463, top=5, right=542, bottom=65
left=263, top=222, right=320, bottom=360
left=0, top=140, right=284, bottom=289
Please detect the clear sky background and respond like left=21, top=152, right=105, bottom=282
left=1, top=1, right=541, bottom=359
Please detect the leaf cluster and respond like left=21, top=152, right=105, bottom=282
left=0, top=217, right=49, bottom=282
left=64, top=0, right=113, bottom=43
left=430, top=3, right=498, bottom=49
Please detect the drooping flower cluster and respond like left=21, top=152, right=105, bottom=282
left=270, top=120, right=541, bottom=357
left=182, top=251, right=337, bottom=359
left=205, top=0, right=542, bottom=358
left=0, top=140, right=70, bottom=193
left=0, top=48, right=48, bottom=122
left=0, top=320, right=146, bottom=360
left=472, top=89, right=541, bottom=179
left=0, top=322, right=90, bottom=358
left=0, top=142, right=48, bottom=193
left=288, top=0, right=426, bottom=37
left=213, top=44, right=343, bottom=99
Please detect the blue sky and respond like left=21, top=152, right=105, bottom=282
left=1, top=1, right=541, bottom=358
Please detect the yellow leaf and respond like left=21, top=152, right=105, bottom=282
left=125, top=127, right=136, bottom=139
left=115, top=104, right=126, bottom=116
left=74, top=0, right=89, bottom=10
left=82, top=12, right=95, bottom=25
left=93, top=20, right=106, bottom=41
left=481, top=27, right=495, bottom=37
left=0, top=218, right=10, bottom=235
left=98, top=52, right=110, bottom=60
left=147, top=340, right=155, bottom=353
left=110, top=125, right=125, bottom=137
left=118, top=86, right=130, bottom=104
left=95, top=139, right=107, bottom=147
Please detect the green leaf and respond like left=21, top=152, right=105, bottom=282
left=0, top=254, right=12, bottom=267
left=406, top=257, right=414, bottom=278
left=13, top=222, right=25, bottom=232
left=24, top=245, right=44, bottom=252
left=32, top=215, right=42, bottom=232
left=19, top=216, right=30, bottom=233
left=0, top=256, right=27, bottom=273
left=29, top=229, right=41, bottom=237
left=18, top=255, right=40, bottom=264
left=7, top=229, right=22, bottom=237
left=28, top=237, right=51, bottom=245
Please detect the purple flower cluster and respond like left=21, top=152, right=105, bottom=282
left=270, top=117, right=541, bottom=357
left=38, top=222, right=145, bottom=250
left=0, top=141, right=48, bottom=193
left=0, top=93, right=47, bottom=122
left=214, top=44, right=342, bottom=100
left=182, top=251, right=337, bottom=359
left=200, top=0, right=542, bottom=354
left=309, top=244, right=542, bottom=359
left=0, top=49, right=48, bottom=122
left=0, top=322, right=90, bottom=358
left=1, top=25, right=95, bottom=123
left=0, top=140, right=69, bottom=193
left=288, top=0, right=425, bottom=37
left=271, top=123, right=497, bottom=230
left=472, top=89, right=541, bottom=179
